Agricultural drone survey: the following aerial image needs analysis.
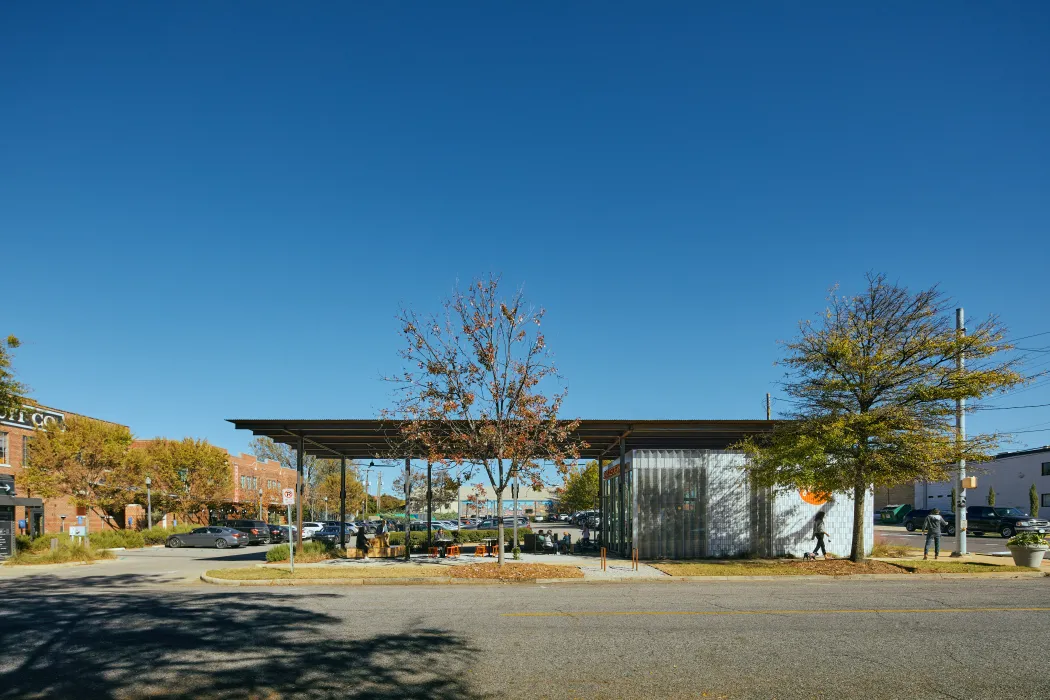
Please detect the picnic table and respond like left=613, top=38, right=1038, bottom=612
left=482, top=537, right=500, bottom=556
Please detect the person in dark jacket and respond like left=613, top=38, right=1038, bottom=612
left=922, top=508, right=946, bottom=560
left=355, top=523, right=370, bottom=560
left=375, top=519, right=388, bottom=549
left=812, top=511, right=830, bottom=558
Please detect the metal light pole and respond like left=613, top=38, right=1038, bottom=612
left=339, top=456, right=347, bottom=549
left=324, top=497, right=329, bottom=522
left=145, top=476, right=152, bottom=530
left=404, top=457, right=412, bottom=562
left=953, top=307, right=969, bottom=557
left=258, top=488, right=264, bottom=521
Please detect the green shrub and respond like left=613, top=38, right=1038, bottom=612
left=1007, top=532, right=1049, bottom=548
left=142, top=524, right=197, bottom=545
left=89, top=529, right=146, bottom=550
left=266, top=540, right=334, bottom=563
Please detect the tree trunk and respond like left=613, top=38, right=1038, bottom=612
left=496, top=491, right=504, bottom=565
left=850, top=476, right=866, bottom=562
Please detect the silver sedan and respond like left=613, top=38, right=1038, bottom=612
left=165, top=526, right=246, bottom=549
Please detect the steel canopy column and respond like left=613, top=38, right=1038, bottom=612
left=426, top=461, right=433, bottom=550
left=339, top=456, right=347, bottom=550
left=404, top=457, right=412, bottom=561
left=296, top=434, right=304, bottom=553
left=619, top=438, right=627, bottom=555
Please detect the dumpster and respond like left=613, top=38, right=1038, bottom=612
left=879, top=504, right=912, bottom=524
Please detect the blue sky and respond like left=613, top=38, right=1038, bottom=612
left=2, top=2, right=1049, bottom=483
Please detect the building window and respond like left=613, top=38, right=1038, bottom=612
left=0, top=432, right=7, bottom=463
left=1042, top=462, right=1050, bottom=477
left=1043, top=494, right=1050, bottom=508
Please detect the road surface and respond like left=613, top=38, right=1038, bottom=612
left=1, top=569, right=1047, bottom=699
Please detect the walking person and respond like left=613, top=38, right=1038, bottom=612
left=812, top=511, right=830, bottom=559
left=922, top=508, right=946, bottom=560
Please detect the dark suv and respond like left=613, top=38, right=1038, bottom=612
left=903, top=509, right=957, bottom=536
left=219, top=519, right=272, bottom=545
left=965, top=506, right=1050, bottom=539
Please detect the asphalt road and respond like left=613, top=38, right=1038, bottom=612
left=2, top=571, right=1048, bottom=699
left=875, top=525, right=1014, bottom=555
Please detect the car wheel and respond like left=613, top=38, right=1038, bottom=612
left=168, top=538, right=182, bottom=548
left=215, top=538, right=228, bottom=549
left=905, top=522, right=915, bottom=532
left=1001, top=526, right=1014, bottom=539
left=946, top=525, right=956, bottom=536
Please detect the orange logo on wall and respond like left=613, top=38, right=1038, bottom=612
left=799, top=489, right=830, bottom=506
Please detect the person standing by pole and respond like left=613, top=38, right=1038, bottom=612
left=923, top=508, right=946, bottom=560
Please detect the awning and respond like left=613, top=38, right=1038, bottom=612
left=0, top=495, right=44, bottom=507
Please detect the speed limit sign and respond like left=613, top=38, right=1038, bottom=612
left=282, top=488, right=295, bottom=505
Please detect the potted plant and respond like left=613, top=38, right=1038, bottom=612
left=1006, top=532, right=1049, bottom=568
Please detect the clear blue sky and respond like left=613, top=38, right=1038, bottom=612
left=3, top=2, right=1049, bottom=474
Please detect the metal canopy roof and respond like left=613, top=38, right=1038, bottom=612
left=226, top=418, right=774, bottom=460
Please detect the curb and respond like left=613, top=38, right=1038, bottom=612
left=199, top=570, right=1046, bottom=586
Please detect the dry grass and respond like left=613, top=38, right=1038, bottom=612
left=448, top=563, right=584, bottom=580
left=206, top=565, right=448, bottom=580
left=654, top=560, right=907, bottom=576
left=889, top=560, right=1037, bottom=574
left=6, top=545, right=115, bottom=566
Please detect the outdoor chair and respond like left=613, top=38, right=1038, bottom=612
left=474, top=544, right=487, bottom=557
left=447, top=545, right=461, bottom=557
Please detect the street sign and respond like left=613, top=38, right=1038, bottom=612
left=68, top=526, right=87, bottom=537
left=282, top=488, right=295, bottom=505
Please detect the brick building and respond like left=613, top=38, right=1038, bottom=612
left=0, top=402, right=127, bottom=535
left=2, top=400, right=298, bottom=535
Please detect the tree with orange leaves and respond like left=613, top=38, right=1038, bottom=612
left=387, top=276, right=582, bottom=564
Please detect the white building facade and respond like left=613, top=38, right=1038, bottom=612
left=915, top=446, right=1050, bottom=514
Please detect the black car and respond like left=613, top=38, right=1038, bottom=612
left=266, top=523, right=287, bottom=543
left=903, top=509, right=957, bottom=536
left=311, top=525, right=351, bottom=545
left=218, top=519, right=273, bottom=545
left=965, top=506, right=1050, bottom=539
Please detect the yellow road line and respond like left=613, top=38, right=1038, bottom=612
left=502, top=607, right=1050, bottom=618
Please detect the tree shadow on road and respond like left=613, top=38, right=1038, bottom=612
left=0, top=574, right=485, bottom=700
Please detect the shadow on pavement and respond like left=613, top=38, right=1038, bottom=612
left=0, top=574, right=485, bottom=700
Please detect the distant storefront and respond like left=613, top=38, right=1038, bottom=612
left=457, top=483, right=556, bottom=519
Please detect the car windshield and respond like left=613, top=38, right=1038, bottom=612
left=995, top=508, right=1027, bottom=517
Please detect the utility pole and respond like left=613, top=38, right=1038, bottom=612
left=362, top=468, right=372, bottom=517
left=766, top=393, right=771, bottom=420
left=145, top=476, right=152, bottom=530
left=296, top=435, right=304, bottom=553
left=376, top=473, right=382, bottom=516
left=953, top=308, right=968, bottom=557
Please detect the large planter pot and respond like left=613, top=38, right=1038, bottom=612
left=1007, top=544, right=1048, bottom=568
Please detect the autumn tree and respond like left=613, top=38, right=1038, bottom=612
left=558, top=460, right=600, bottom=514
left=0, top=335, right=27, bottom=417
left=139, top=438, right=232, bottom=523
left=739, top=274, right=1024, bottom=562
left=393, top=468, right=460, bottom=514
left=25, top=416, right=143, bottom=528
left=388, top=276, right=581, bottom=564
left=313, top=461, right=366, bottom=519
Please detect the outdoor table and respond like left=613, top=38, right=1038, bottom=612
left=482, top=537, right=499, bottom=556
left=434, top=538, right=454, bottom=557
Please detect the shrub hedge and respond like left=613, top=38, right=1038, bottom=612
left=266, top=541, right=334, bottom=563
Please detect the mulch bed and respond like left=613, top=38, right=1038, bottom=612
left=776, top=559, right=907, bottom=575
left=448, top=563, right=584, bottom=580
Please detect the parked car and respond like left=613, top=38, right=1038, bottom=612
left=266, top=523, right=287, bottom=542
left=312, top=525, right=350, bottom=545
left=903, top=509, right=957, bottom=536
left=301, top=522, right=325, bottom=539
left=966, top=506, right=1050, bottom=538
left=558, top=514, right=570, bottom=522
left=166, top=526, right=246, bottom=549
left=218, top=519, right=273, bottom=545
left=353, top=521, right=377, bottom=535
